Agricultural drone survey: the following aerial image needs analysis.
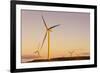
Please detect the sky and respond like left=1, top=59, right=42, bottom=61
left=21, top=9, right=90, bottom=60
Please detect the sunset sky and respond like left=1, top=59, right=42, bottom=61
left=21, top=10, right=90, bottom=60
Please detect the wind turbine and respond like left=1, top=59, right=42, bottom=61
left=40, top=15, right=60, bottom=60
left=68, top=50, right=75, bottom=57
left=33, top=44, right=41, bottom=57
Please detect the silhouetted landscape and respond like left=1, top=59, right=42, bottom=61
left=25, top=56, right=90, bottom=63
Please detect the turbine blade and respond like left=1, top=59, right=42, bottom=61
left=49, top=24, right=60, bottom=29
left=40, top=32, right=47, bottom=49
left=42, top=16, right=48, bottom=29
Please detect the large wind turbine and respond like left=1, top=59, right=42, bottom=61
left=40, top=15, right=60, bottom=60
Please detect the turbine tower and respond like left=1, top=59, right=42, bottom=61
left=40, top=15, right=60, bottom=60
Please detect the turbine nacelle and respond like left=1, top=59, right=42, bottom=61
left=48, top=29, right=52, bottom=32
left=48, top=24, right=60, bottom=32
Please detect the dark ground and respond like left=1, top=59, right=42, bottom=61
left=26, top=56, right=90, bottom=63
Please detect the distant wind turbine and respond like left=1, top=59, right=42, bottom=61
left=68, top=50, right=75, bottom=57
left=68, top=50, right=79, bottom=57
left=40, top=15, right=60, bottom=60
left=33, top=44, right=41, bottom=57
